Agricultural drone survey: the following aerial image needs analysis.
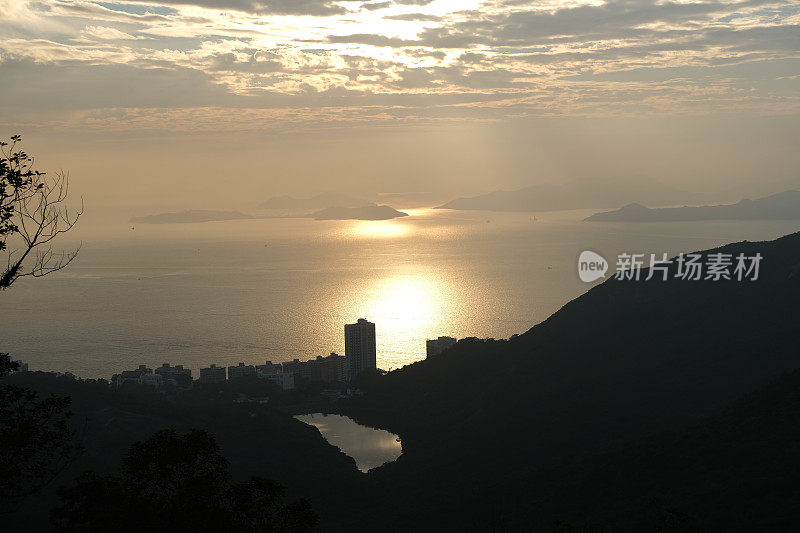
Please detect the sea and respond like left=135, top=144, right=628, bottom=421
left=2, top=207, right=798, bottom=379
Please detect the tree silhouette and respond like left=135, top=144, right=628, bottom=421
left=52, top=429, right=319, bottom=532
left=0, top=353, right=81, bottom=509
left=0, top=136, right=83, bottom=509
left=0, top=135, right=81, bottom=290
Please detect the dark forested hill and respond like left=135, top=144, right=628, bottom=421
left=453, top=367, right=800, bottom=531
left=3, top=373, right=363, bottom=531
left=336, top=230, right=800, bottom=530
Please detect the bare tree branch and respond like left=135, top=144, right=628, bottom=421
left=1, top=136, right=82, bottom=290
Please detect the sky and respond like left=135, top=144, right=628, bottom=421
left=1, top=0, right=799, bottom=211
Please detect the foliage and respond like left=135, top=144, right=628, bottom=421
left=0, top=354, right=81, bottom=507
left=0, top=351, right=20, bottom=376
left=0, top=135, right=81, bottom=290
left=347, top=367, right=386, bottom=391
left=52, top=429, right=319, bottom=532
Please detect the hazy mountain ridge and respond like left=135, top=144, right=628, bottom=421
left=130, top=210, right=255, bottom=224
left=587, top=189, right=800, bottom=222
left=311, top=205, right=408, bottom=221
left=437, top=178, right=708, bottom=212
left=258, top=192, right=368, bottom=210
left=130, top=204, right=409, bottom=223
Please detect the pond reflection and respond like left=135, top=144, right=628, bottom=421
left=295, top=413, right=402, bottom=473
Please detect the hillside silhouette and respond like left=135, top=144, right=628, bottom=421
left=334, top=230, right=800, bottom=530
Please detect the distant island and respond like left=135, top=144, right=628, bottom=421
left=437, top=178, right=706, bottom=212
left=585, top=190, right=800, bottom=222
left=311, top=205, right=408, bottom=221
left=130, top=210, right=255, bottom=224
left=259, top=192, right=368, bottom=210
left=129, top=205, right=409, bottom=224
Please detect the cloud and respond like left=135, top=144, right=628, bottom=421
left=118, top=0, right=364, bottom=16
left=1, top=0, right=798, bottom=129
left=361, top=1, right=392, bottom=11
left=384, top=12, right=441, bottom=21
left=78, top=25, right=146, bottom=40
left=325, top=33, right=418, bottom=46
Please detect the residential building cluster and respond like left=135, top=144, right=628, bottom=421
left=112, top=364, right=163, bottom=389
left=62, top=319, right=458, bottom=394
left=426, top=336, right=457, bottom=358
left=110, top=318, right=391, bottom=392
left=283, top=353, right=347, bottom=384
left=110, top=363, right=191, bottom=390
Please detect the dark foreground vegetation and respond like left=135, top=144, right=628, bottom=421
left=3, top=230, right=800, bottom=531
left=52, top=428, right=317, bottom=532
left=1, top=370, right=361, bottom=531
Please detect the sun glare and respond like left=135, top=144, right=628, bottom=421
left=363, top=275, right=441, bottom=335
left=350, top=220, right=412, bottom=239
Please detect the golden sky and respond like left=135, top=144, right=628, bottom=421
left=1, top=0, right=799, bottom=208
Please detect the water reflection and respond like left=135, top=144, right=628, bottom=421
left=365, top=275, right=439, bottom=328
left=343, top=272, right=456, bottom=370
left=9, top=208, right=800, bottom=378
left=295, top=413, right=402, bottom=472
left=349, top=219, right=412, bottom=239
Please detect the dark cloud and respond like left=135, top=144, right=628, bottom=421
left=0, top=57, right=237, bottom=111
left=326, top=33, right=418, bottom=46
left=384, top=13, right=442, bottom=21
left=361, top=1, right=392, bottom=11
left=416, top=0, right=799, bottom=48
left=394, top=0, right=435, bottom=5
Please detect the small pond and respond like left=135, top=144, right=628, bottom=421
left=295, top=413, right=402, bottom=473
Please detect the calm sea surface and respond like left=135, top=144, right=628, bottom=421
left=2, top=208, right=798, bottom=378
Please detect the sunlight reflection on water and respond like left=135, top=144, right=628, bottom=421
left=3, top=208, right=800, bottom=378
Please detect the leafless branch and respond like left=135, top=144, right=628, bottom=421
left=1, top=137, right=82, bottom=290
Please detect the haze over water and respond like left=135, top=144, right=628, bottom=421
left=2, top=208, right=798, bottom=379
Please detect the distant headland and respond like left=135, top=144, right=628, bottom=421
left=586, top=190, right=800, bottom=222
left=311, top=205, right=408, bottom=221
left=130, top=210, right=255, bottom=224
left=436, top=178, right=704, bottom=212
left=130, top=205, right=409, bottom=224
left=258, top=192, right=368, bottom=210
